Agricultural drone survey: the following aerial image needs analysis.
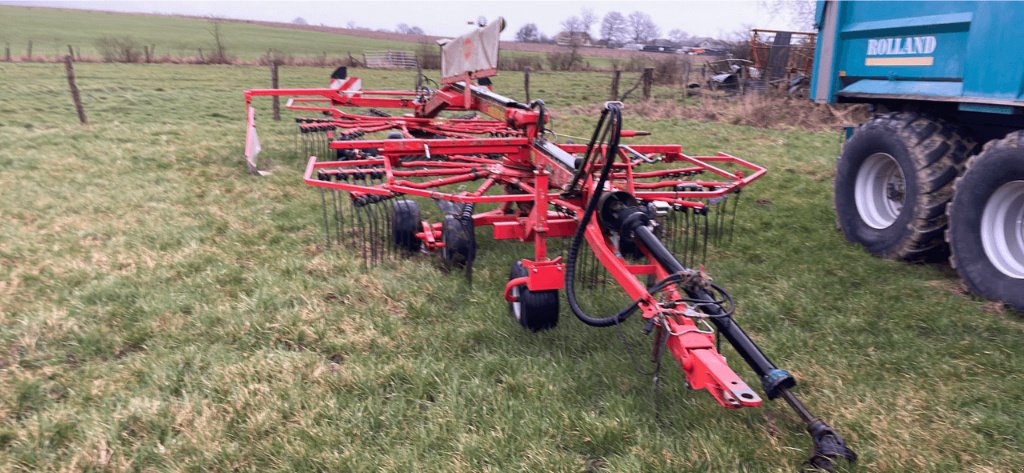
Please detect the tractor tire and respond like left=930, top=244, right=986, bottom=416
left=508, top=260, right=559, bottom=332
left=391, top=200, right=421, bottom=253
left=440, top=214, right=475, bottom=269
left=947, top=131, right=1024, bottom=312
left=834, top=112, right=972, bottom=260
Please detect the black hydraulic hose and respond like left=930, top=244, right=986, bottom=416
left=566, top=106, right=609, bottom=195
left=565, top=104, right=641, bottom=327
left=633, top=225, right=780, bottom=379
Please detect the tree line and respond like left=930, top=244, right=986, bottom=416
left=515, top=8, right=698, bottom=48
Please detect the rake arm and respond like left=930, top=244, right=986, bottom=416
left=618, top=205, right=857, bottom=471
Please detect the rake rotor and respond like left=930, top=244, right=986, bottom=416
left=241, top=18, right=856, bottom=470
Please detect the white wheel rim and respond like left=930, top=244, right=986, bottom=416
left=855, top=153, right=906, bottom=229
left=980, top=180, right=1024, bottom=279
left=512, top=286, right=523, bottom=321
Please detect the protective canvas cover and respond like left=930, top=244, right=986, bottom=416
left=440, top=18, right=502, bottom=80
left=244, top=105, right=261, bottom=170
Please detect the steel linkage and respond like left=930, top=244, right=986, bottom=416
left=242, top=19, right=855, bottom=470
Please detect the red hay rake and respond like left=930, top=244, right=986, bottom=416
left=243, top=18, right=855, bottom=471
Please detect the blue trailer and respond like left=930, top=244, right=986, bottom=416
left=812, top=0, right=1024, bottom=311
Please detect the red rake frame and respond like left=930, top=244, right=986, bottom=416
left=242, top=74, right=855, bottom=470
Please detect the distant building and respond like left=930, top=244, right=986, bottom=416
left=643, top=44, right=677, bottom=53
left=691, top=37, right=732, bottom=53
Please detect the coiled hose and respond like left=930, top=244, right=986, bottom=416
left=564, top=103, right=643, bottom=327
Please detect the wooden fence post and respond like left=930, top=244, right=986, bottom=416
left=682, top=61, right=692, bottom=102
left=197, top=48, right=205, bottom=64
left=610, top=69, right=621, bottom=101
left=27, top=40, right=32, bottom=61
left=642, top=68, right=654, bottom=100
left=67, top=44, right=74, bottom=58
left=524, top=67, right=531, bottom=103
left=64, top=55, right=87, bottom=125
left=5, top=44, right=10, bottom=62
left=270, top=61, right=280, bottom=121
left=144, top=45, right=151, bottom=63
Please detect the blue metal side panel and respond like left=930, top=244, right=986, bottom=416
left=961, top=2, right=1024, bottom=100
left=810, top=0, right=840, bottom=103
left=836, top=1, right=972, bottom=82
left=842, top=80, right=963, bottom=97
left=809, top=1, right=828, bottom=101
left=812, top=1, right=1024, bottom=107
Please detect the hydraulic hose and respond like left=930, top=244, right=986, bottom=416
left=565, top=103, right=640, bottom=327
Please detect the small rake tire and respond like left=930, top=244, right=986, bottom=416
left=947, top=132, right=1024, bottom=312
left=834, top=113, right=971, bottom=261
left=392, top=200, right=421, bottom=253
left=508, top=260, right=559, bottom=332
left=440, top=215, right=475, bottom=269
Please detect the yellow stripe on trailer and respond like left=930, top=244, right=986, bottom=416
left=865, top=56, right=934, bottom=66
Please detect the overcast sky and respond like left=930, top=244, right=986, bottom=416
left=4, top=0, right=812, bottom=39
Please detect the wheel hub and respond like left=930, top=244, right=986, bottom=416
left=855, top=153, right=906, bottom=229
left=980, top=180, right=1024, bottom=279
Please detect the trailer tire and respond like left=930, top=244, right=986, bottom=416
left=947, top=132, right=1024, bottom=312
left=392, top=200, right=421, bottom=253
left=834, top=113, right=971, bottom=260
left=508, top=260, right=559, bottom=332
left=440, top=214, right=475, bottom=269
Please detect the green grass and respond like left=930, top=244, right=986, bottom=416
left=0, top=61, right=1022, bottom=472
left=0, top=5, right=607, bottom=69
left=0, top=5, right=445, bottom=61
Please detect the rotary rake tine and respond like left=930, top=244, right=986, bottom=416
left=700, top=206, right=710, bottom=264
left=713, top=197, right=728, bottom=246
left=370, top=195, right=382, bottom=264
left=330, top=186, right=341, bottom=245
left=352, top=198, right=369, bottom=267
left=319, top=186, right=331, bottom=247
left=375, top=196, right=390, bottom=263
left=728, top=190, right=742, bottom=243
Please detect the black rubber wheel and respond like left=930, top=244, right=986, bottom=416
left=834, top=112, right=972, bottom=260
left=440, top=214, right=476, bottom=269
left=947, top=131, right=1024, bottom=312
left=391, top=200, right=421, bottom=253
left=508, top=260, right=559, bottom=332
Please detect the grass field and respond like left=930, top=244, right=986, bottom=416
left=0, top=5, right=620, bottom=69
left=0, top=5, right=424, bottom=61
left=0, top=60, right=1022, bottom=472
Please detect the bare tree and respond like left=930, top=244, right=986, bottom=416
left=396, top=23, right=425, bottom=35
left=626, top=11, right=660, bottom=44
left=208, top=20, right=229, bottom=64
left=668, top=28, right=692, bottom=46
left=561, top=15, right=583, bottom=34
left=722, top=23, right=756, bottom=59
left=95, top=36, right=142, bottom=63
left=516, top=23, right=540, bottom=43
left=759, top=0, right=816, bottom=30
left=579, top=7, right=598, bottom=36
left=601, top=11, right=628, bottom=47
